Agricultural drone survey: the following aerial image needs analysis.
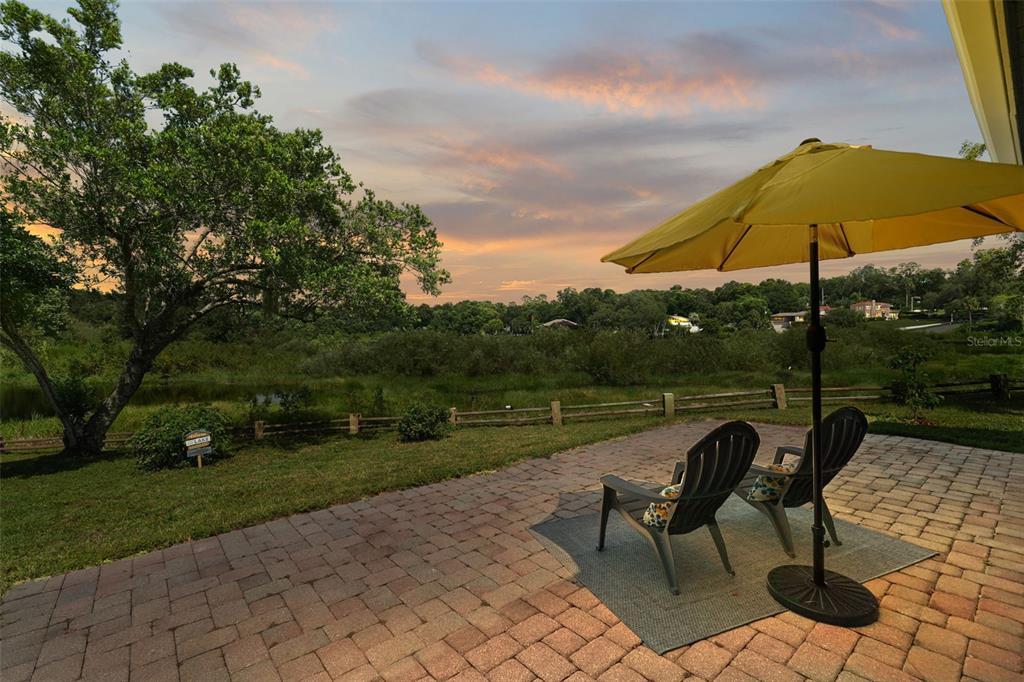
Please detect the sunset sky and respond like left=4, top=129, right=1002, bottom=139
left=48, top=1, right=987, bottom=300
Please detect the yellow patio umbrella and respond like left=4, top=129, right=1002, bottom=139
left=603, top=139, right=1024, bottom=626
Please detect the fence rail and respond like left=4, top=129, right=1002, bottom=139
left=1, top=373, right=1015, bottom=454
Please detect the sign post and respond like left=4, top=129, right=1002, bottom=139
left=184, top=430, right=212, bottom=468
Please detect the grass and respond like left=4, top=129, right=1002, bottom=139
left=714, top=393, right=1024, bottom=454
left=0, top=416, right=667, bottom=593
left=0, top=374, right=788, bottom=439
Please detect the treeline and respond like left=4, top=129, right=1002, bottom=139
left=67, top=242, right=1024, bottom=339
left=412, top=243, right=1023, bottom=335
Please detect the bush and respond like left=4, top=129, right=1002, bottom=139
left=824, top=308, right=865, bottom=328
left=52, top=362, right=99, bottom=425
left=371, top=386, right=389, bottom=416
left=131, top=404, right=230, bottom=470
left=572, top=332, right=649, bottom=385
left=397, top=403, right=452, bottom=442
left=888, top=347, right=941, bottom=415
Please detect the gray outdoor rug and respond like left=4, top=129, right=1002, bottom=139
left=530, top=495, right=935, bottom=653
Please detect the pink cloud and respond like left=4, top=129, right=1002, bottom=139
left=429, top=135, right=570, bottom=177
left=498, top=279, right=538, bottom=291
left=425, top=47, right=761, bottom=116
left=846, top=3, right=921, bottom=42
left=226, top=4, right=337, bottom=43
left=253, top=52, right=310, bottom=80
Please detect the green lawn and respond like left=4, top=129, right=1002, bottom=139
left=715, top=393, right=1024, bottom=454
left=2, top=393, right=1019, bottom=595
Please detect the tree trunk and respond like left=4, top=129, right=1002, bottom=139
left=68, top=343, right=158, bottom=457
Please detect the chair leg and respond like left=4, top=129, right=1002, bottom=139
left=651, top=532, right=680, bottom=595
left=598, top=486, right=614, bottom=551
left=821, top=500, right=841, bottom=546
left=765, top=503, right=796, bottom=557
left=706, top=521, right=735, bottom=576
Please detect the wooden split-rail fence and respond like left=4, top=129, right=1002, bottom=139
left=1, top=374, right=1017, bottom=453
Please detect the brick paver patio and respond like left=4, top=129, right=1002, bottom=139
left=2, top=421, right=1021, bottom=681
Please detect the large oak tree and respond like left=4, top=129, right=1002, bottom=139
left=1, top=0, right=448, bottom=455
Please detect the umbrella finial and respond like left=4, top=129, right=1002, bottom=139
left=800, top=137, right=821, bottom=146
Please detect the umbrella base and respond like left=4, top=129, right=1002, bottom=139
left=767, top=565, right=878, bottom=626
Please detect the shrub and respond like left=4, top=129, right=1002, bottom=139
left=824, top=308, right=865, bottom=328
left=370, top=386, right=389, bottom=416
left=131, top=404, right=230, bottom=470
left=278, top=386, right=312, bottom=415
left=888, top=347, right=942, bottom=415
left=397, top=403, right=452, bottom=442
left=572, top=331, right=649, bottom=385
left=52, top=362, right=99, bottom=425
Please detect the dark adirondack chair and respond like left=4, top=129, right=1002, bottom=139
left=735, top=406, right=868, bottom=557
left=598, top=421, right=760, bottom=594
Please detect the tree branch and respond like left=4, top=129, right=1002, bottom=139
left=0, top=313, right=69, bottom=428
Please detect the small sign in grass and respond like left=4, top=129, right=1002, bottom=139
left=184, top=430, right=212, bottom=467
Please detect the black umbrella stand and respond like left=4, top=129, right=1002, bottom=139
left=765, top=225, right=879, bottom=626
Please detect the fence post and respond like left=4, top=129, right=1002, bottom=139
left=349, top=414, right=360, bottom=435
left=662, top=393, right=674, bottom=417
left=254, top=421, right=265, bottom=440
left=990, top=373, right=1010, bottom=400
left=449, top=407, right=458, bottom=425
left=551, top=400, right=562, bottom=426
left=771, top=384, right=787, bottom=410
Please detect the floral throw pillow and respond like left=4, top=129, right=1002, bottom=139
left=642, top=484, right=682, bottom=528
left=747, top=462, right=799, bottom=502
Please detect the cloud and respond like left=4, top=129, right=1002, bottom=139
left=845, top=2, right=922, bottom=42
left=429, top=135, right=569, bottom=177
left=154, top=1, right=338, bottom=81
left=253, top=52, right=310, bottom=80
left=418, top=27, right=952, bottom=118
left=225, top=3, right=337, bottom=41
left=419, top=43, right=761, bottom=116
left=498, top=279, right=538, bottom=291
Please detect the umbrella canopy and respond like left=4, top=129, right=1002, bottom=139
left=603, top=140, right=1024, bottom=273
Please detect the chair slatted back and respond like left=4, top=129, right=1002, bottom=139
left=784, top=407, right=868, bottom=508
left=667, top=421, right=759, bottom=534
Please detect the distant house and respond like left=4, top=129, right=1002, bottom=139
left=771, top=307, right=831, bottom=333
left=541, top=318, right=579, bottom=329
left=666, top=315, right=700, bottom=333
left=851, top=300, right=899, bottom=320
left=771, top=311, right=806, bottom=332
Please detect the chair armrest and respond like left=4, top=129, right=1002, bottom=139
left=773, top=446, right=804, bottom=465
left=671, top=461, right=686, bottom=485
left=748, top=463, right=794, bottom=477
left=600, top=475, right=677, bottom=503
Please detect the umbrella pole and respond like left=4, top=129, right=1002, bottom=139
left=808, top=227, right=826, bottom=587
left=764, top=224, right=879, bottom=627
